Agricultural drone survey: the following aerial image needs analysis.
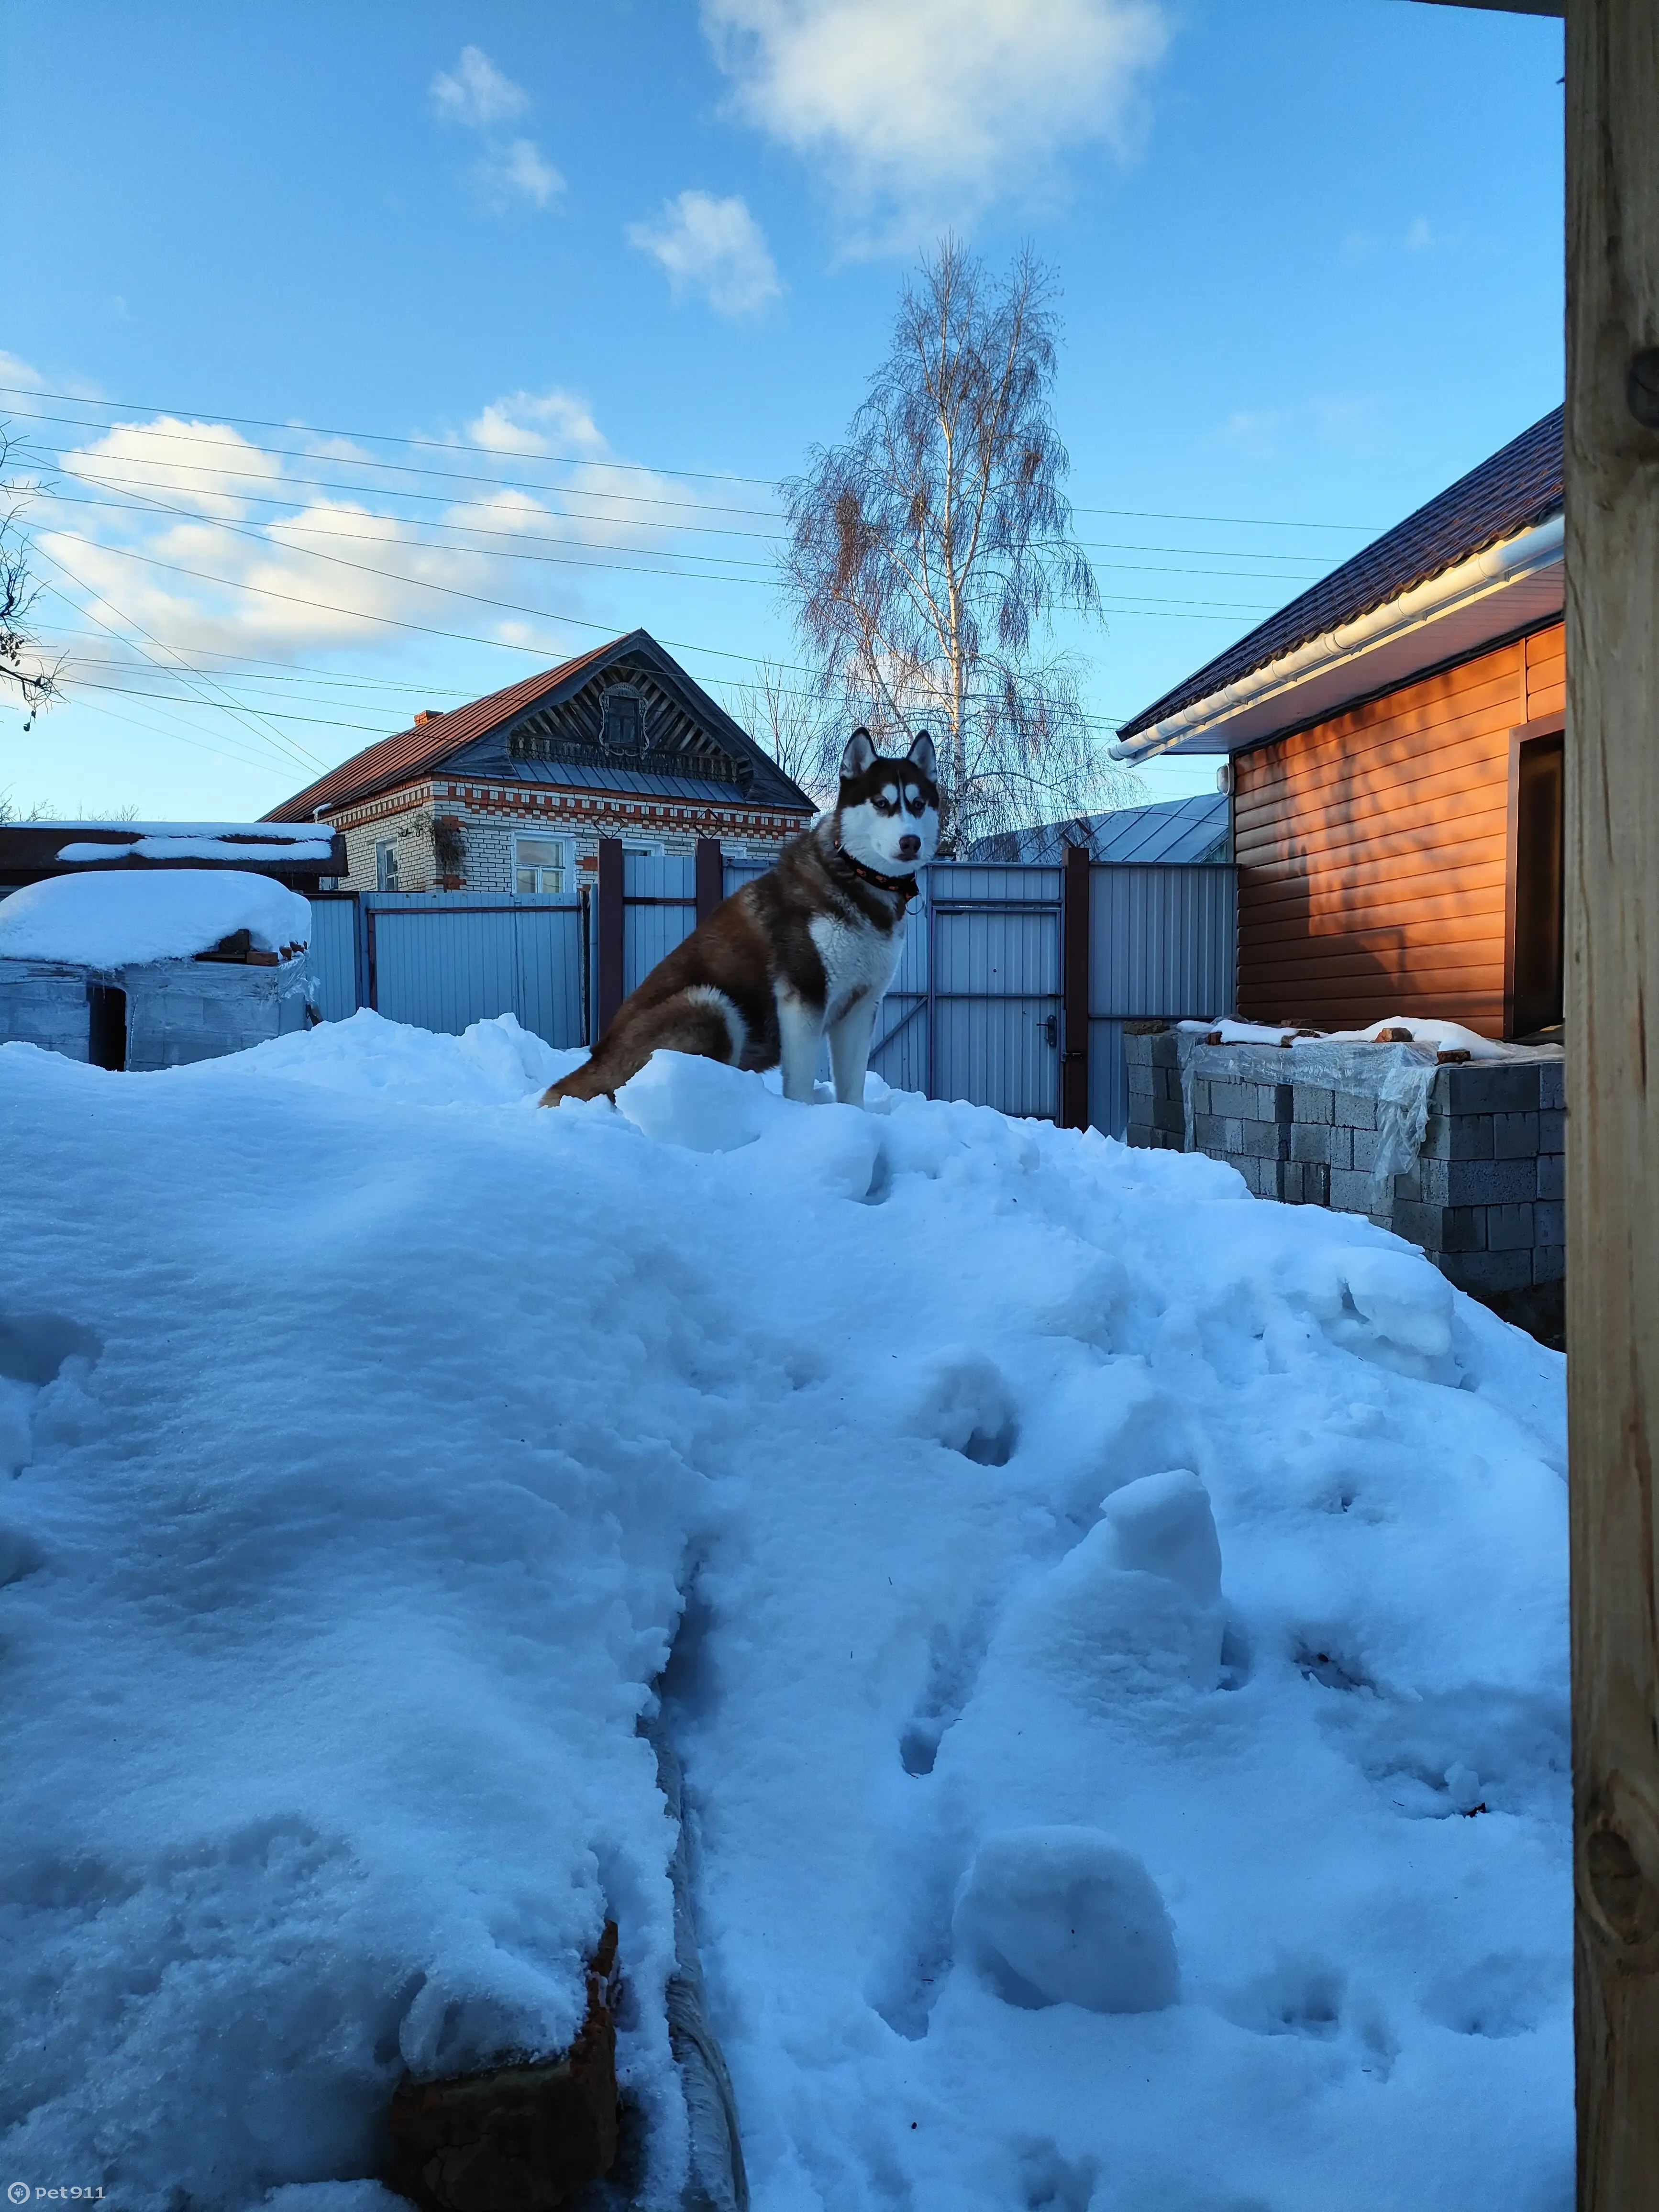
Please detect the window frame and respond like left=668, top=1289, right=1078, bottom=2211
left=375, top=838, right=400, bottom=892
left=514, top=832, right=571, bottom=896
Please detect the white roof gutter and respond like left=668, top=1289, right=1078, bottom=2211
left=1110, top=511, right=1564, bottom=762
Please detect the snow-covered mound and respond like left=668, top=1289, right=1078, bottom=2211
left=0, top=1016, right=1570, bottom=2212
left=0, top=868, right=311, bottom=966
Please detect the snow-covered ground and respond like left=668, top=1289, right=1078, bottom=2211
left=0, top=1013, right=1571, bottom=2211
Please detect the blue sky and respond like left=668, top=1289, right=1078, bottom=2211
left=2, top=0, right=1563, bottom=821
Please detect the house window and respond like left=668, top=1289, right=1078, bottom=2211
left=601, top=686, right=645, bottom=752
left=515, top=835, right=568, bottom=894
left=376, top=839, right=400, bottom=891
left=1511, top=731, right=1564, bottom=1039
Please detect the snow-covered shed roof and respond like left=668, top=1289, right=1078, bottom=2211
left=967, top=793, right=1230, bottom=865
left=0, top=870, right=312, bottom=969
left=1113, top=407, right=1564, bottom=762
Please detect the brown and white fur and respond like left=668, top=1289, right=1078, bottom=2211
left=542, top=729, right=940, bottom=1109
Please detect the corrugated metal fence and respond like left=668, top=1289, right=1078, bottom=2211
left=308, top=844, right=1234, bottom=1137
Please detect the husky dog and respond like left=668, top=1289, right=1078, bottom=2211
left=542, top=728, right=940, bottom=1109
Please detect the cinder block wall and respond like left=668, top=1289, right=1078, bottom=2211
left=1124, top=1027, right=1564, bottom=1295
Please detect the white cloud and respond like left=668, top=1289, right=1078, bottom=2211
left=627, top=190, right=783, bottom=318
left=701, top=0, right=1169, bottom=246
left=430, top=47, right=562, bottom=211
left=478, top=137, right=565, bottom=210
left=430, top=46, right=529, bottom=131
left=466, top=390, right=608, bottom=458
left=35, top=392, right=741, bottom=676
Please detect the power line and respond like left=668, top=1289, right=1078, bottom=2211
left=1, top=386, right=1384, bottom=534
left=39, top=479, right=1311, bottom=603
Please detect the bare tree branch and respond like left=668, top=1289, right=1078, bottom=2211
left=779, top=240, right=1139, bottom=849
left=0, top=424, right=65, bottom=720
left=725, top=659, right=844, bottom=807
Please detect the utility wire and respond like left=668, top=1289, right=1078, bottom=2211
left=0, top=386, right=1383, bottom=533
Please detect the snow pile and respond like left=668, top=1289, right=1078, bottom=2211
left=0, top=1015, right=1570, bottom=2211
left=0, top=869, right=311, bottom=967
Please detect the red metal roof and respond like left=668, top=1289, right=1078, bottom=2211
left=262, top=639, right=624, bottom=820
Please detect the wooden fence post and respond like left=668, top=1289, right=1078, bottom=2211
left=1062, top=843, right=1092, bottom=1129
left=695, top=838, right=724, bottom=927
left=1566, top=0, right=1659, bottom=2202
left=596, top=839, right=625, bottom=1038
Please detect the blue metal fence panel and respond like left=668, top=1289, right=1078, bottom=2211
left=364, top=893, right=587, bottom=1048
left=925, top=863, right=1062, bottom=1120
left=623, top=853, right=697, bottom=996
left=305, top=896, right=360, bottom=1023
left=1086, top=862, right=1237, bottom=1137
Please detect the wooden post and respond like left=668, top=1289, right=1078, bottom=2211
left=1061, top=843, right=1092, bottom=1129
left=596, top=839, right=625, bottom=1038
left=1566, top=0, right=1659, bottom=2201
left=694, top=838, right=724, bottom=927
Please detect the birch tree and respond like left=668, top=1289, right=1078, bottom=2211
left=1, top=426, right=61, bottom=727
left=779, top=241, right=1133, bottom=848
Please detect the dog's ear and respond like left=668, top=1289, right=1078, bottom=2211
left=840, top=728, right=877, bottom=781
left=907, top=729, right=938, bottom=782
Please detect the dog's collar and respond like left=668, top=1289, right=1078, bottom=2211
left=832, top=841, right=921, bottom=906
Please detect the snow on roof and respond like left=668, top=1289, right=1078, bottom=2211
left=0, top=869, right=312, bottom=967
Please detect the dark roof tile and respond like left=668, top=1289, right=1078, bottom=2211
left=1116, top=406, right=1563, bottom=745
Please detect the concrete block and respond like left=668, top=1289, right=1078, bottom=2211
left=1538, top=1108, right=1565, bottom=1152
left=1334, top=1091, right=1377, bottom=1131
left=1278, top=1161, right=1304, bottom=1204
left=1209, top=1081, right=1256, bottom=1118
left=1537, top=1153, right=1564, bottom=1201
left=1329, top=1167, right=1374, bottom=1214
left=1350, top=1127, right=1380, bottom=1173
left=1486, top=1202, right=1537, bottom=1251
left=1290, top=1122, right=1331, bottom=1165
left=1538, top=1059, right=1565, bottom=1110
left=1149, top=1032, right=1183, bottom=1068
left=1149, top=1096, right=1185, bottom=1135
left=1299, top=1162, right=1330, bottom=1208
left=1193, top=1114, right=1228, bottom=1152
left=1493, top=1111, right=1540, bottom=1159
left=1437, top=1206, right=1488, bottom=1254
left=1532, top=1244, right=1565, bottom=1285
left=1421, top=1112, right=1494, bottom=1161
left=1293, top=1084, right=1335, bottom=1125
left=1391, top=1200, right=1448, bottom=1253
left=1125, top=1126, right=1155, bottom=1150
left=1263, top=1083, right=1294, bottom=1124
left=1242, top=1118, right=1290, bottom=1161
left=1187, top=1076, right=1210, bottom=1111
left=1127, top=1063, right=1154, bottom=1098
left=1442, top=1062, right=1542, bottom=1114
left=1417, top=1157, right=1539, bottom=1208
left=1440, top=1249, right=1534, bottom=1295
left=1535, top=1200, right=1564, bottom=1246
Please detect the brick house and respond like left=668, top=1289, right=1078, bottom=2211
left=264, top=630, right=816, bottom=891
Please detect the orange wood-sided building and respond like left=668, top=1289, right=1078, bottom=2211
left=1115, top=409, right=1566, bottom=1042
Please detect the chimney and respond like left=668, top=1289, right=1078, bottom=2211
left=414, top=708, right=437, bottom=726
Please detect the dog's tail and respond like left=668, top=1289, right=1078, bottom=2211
left=539, top=987, right=745, bottom=1108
